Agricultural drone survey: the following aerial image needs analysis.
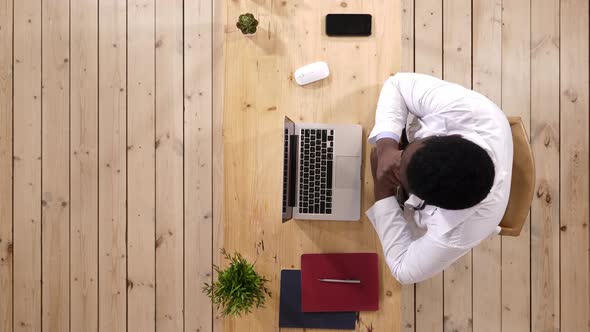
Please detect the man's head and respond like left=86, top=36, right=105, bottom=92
left=399, top=135, right=495, bottom=210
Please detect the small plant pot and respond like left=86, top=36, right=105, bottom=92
left=237, top=13, right=259, bottom=39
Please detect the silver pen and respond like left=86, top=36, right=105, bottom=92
left=318, top=278, right=361, bottom=284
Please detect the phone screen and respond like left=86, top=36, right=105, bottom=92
left=326, top=14, right=372, bottom=37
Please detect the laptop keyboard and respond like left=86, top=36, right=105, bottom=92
left=282, top=129, right=289, bottom=213
left=298, top=129, right=334, bottom=214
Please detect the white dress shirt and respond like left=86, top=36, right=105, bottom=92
left=366, top=73, right=513, bottom=284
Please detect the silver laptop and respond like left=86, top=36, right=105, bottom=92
left=282, top=116, right=362, bottom=222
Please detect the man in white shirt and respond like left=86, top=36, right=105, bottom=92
left=367, top=73, right=513, bottom=284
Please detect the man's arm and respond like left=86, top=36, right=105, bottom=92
left=368, top=74, right=410, bottom=144
left=366, top=200, right=470, bottom=284
left=369, top=72, right=466, bottom=144
left=369, top=73, right=468, bottom=187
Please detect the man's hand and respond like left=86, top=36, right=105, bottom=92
left=371, top=147, right=398, bottom=201
left=375, top=138, right=403, bottom=188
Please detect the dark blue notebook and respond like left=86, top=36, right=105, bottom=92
left=279, top=270, right=357, bottom=330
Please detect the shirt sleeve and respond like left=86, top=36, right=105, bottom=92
left=374, top=132, right=400, bottom=143
left=368, top=72, right=467, bottom=144
left=366, top=197, right=470, bottom=284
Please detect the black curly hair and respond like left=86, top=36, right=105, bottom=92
left=406, top=135, right=495, bottom=210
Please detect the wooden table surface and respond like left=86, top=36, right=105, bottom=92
left=222, top=1, right=401, bottom=331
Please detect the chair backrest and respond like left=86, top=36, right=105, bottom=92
left=499, top=116, right=535, bottom=236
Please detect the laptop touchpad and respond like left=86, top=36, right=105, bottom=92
left=335, top=156, right=359, bottom=189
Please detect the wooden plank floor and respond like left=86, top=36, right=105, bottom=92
left=1, top=0, right=589, bottom=331
left=401, top=0, right=590, bottom=331
left=1, top=0, right=220, bottom=331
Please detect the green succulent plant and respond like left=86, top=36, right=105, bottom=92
left=203, top=249, right=271, bottom=316
left=236, top=13, right=259, bottom=35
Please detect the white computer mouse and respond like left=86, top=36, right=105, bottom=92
left=294, top=61, right=330, bottom=86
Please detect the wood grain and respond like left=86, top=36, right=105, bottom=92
left=415, top=0, right=442, bottom=78
left=400, top=1, right=415, bottom=330
left=223, top=2, right=280, bottom=330
left=98, top=0, right=127, bottom=330
left=223, top=0, right=400, bottom=331
left=351, top=0, right=402, bottom=329
left=41, top=1, right=71, bottom=329
left=127, top=0, right=156, bottom=331
left=471, top=0, right=502, bottom=331
left=70, top=0, right=99, bottom=330
left=530, top=0, right=560, bottom=331
left=13, top=0, right=42, bottom=330
left=414, top=0, right=443, bottom=331
left=155, top=0, right=184, bottom=330
left=401, top=0, right=414, bottom=75
left=560, top=0, right=590, bottom=330
left=4, top=1, right=590, bottom=331
left=442, top=1, right=473, bottom=331
left=501, top=0, right=531, bottom=331
left=0, top=0, right=13, bottom=330
left=184, top=0, right=213, bottom=330
left=401, top=285, right=415, bottom=332
left=212, top=0, right=226, bottom=330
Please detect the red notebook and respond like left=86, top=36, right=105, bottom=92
left=301, top=253, right=379, bottom=312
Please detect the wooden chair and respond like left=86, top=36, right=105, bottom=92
left=499, top=116, right=535, bottom=236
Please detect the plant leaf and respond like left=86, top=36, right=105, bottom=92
left=202, top=248, right=271, bottom=316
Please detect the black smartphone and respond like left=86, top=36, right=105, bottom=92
left=326, top=14, right=372, bottom=37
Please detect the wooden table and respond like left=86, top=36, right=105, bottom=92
left=222, top=1, right=401, bottom=330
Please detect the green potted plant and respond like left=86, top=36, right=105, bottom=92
left=236, top=13, right=259, bottom=36
left=203, top=249, right=272, bottom=316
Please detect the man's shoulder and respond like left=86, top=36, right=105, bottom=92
left=422, top=195, right=506, bottom=248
